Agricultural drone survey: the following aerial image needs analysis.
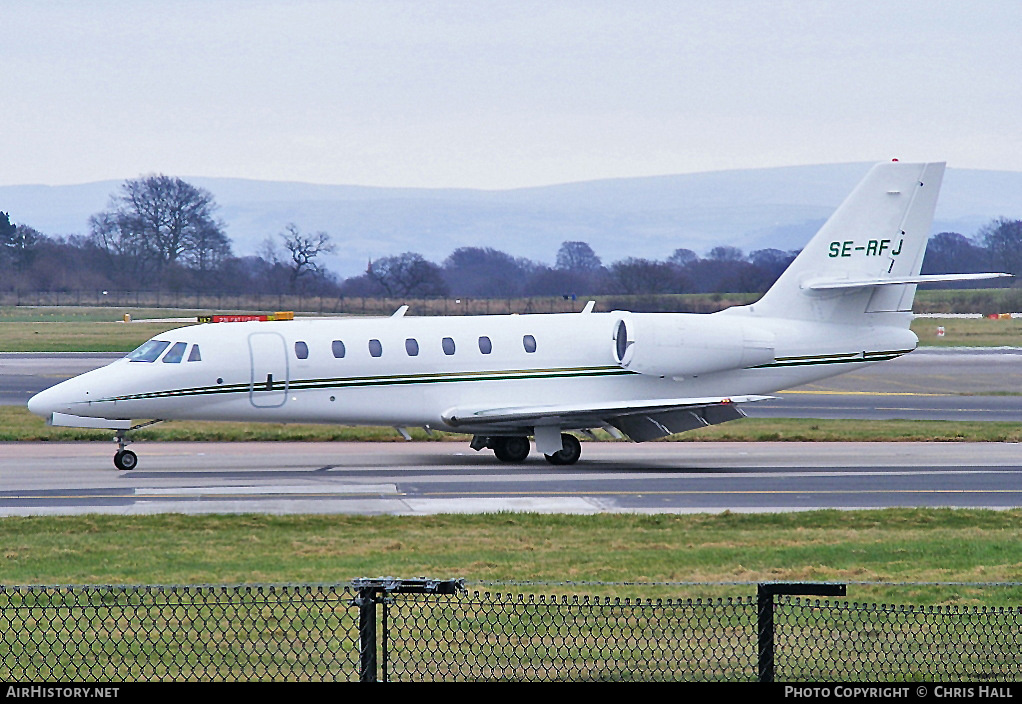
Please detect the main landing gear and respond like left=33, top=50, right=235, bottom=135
left=544, top=433, right=581, bottom=466
left=471, top=433, right=582, bottom=465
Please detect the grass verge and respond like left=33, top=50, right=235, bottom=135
left=2, top=510, right=1021, bottom=606
left=4, top=406, right=1022, bottom=442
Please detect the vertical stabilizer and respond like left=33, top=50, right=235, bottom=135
left=749, top=161, right=945, bottom=325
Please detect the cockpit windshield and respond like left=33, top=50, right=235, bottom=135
left=126, top=339, right=171, bottom=362
left=162, top=341, right=188, bottom=363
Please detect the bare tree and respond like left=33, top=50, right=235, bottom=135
left=979, top=218, right=1022, bottom=278
left=279, top=224, right=335, bottom=292
left=555, top=241, right=603, bottom=272
left=366, top=252, right=448, bottom=297
left=442, top=246, right=534, bottom=297
left=88, top=175, right=230, bottom=283
left=609, top=257, right=685, bottom=294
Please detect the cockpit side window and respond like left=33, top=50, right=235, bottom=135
left=127, top=340, right=171, bottom=362
left=162, top=341, right=188, bottom=364
left=188, top=344, right=202, bottom=362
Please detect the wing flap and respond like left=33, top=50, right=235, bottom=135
left=442, top=395, right=769, bottom=440
left=607, top=403, right=748, bottom=442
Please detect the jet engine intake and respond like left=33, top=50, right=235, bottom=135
left=612, top=313, right=775, bottom=378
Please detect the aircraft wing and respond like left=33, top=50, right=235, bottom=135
left=442, top=395, right=771, bottom=442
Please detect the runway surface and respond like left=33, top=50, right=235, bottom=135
left=2, top=348, right=1020, bottom=516
left=2, top=440, right=1021, bottom=516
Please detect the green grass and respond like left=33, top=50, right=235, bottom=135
left=2, top=511, right=1021, bottom=606
left=910, top=316, right=1022, bottom=347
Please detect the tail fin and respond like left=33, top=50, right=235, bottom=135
left=749, top=161, right=1005, bottom=325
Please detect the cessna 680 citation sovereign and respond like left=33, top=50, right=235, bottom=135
left=28, top=161, right=1007, bottom=470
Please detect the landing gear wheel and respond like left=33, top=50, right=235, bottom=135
left=544, top=434, right=581, bottom=466
left=114, top=449, right=138, bottom=471
left=493, top=436, right=531, bottom=463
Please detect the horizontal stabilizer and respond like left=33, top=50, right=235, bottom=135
left=805, top=272, right=1011, bottom=290
left=48, top=412, right=132, bottom=430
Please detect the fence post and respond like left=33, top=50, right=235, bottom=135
left=351, top=577, right=465, bottom=682
left=757, top=582, right=846, bottom=683
left=355, top=583, right=379, bottom=682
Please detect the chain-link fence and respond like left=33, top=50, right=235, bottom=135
left=3, top=580, right=1021, bottom=682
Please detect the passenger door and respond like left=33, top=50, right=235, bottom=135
left=248, top=332, right=289, bottom=408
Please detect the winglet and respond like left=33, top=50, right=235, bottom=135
left=391, top=305, right=409, bottom=318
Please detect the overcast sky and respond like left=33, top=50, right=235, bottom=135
left=3, top=0, right=1021, bottom=189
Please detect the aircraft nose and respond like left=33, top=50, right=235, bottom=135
left=28, top=386, right=55, bottom=418
left=27, top=382, right=72, bottom=418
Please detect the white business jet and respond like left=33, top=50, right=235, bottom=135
left=27, top=161, right=1007, bottom=470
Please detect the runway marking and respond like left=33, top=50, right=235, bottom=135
left=416, top=488, right=1021, bottom=500
left=778, top=389, right=947, bottom=397
left=143, top=484, right=398, bottom=495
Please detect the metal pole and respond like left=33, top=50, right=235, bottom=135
left=757, top=582, right=846, bottom=683
left=757, top=584, right=776, bottom=683
left=357, top=585, right=378, bottom=682
left=351, top=578, right=465, bottom=682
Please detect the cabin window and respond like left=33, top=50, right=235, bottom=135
left=442, top=337, right=456, bottom=355
left=162, top=341, right=187, bottom=364
left=405, top=338, right=419, bottom=356
left=523, top=334, right=537, bottom=353
left=188, top=344, right=202, bottom=362
left=369, top=339, right=383, bottom=357
left=478, top=336, right=492, bottom=354
left=127, top=339, right=171, bottom=363
left=332, top=340, right=346, bottom=358
left=295, top=341, right=309, bottom=359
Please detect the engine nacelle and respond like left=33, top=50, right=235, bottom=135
left=612, top=313, right=775, bottom=378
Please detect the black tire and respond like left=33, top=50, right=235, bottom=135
left=493, top=436, right=530, bottom=463
left=114, top=449, right=138, bottom=471
left=544, top=434, right=581, bottom=465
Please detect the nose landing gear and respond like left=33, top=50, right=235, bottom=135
left=112, top=420, right=163, bottom=471
left=114, top=447, right=138, bottom=471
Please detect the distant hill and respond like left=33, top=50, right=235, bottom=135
left=3, top=163, right=1020, bottom=278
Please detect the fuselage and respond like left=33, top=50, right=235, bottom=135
left=27, top=308, right=917, bottom=435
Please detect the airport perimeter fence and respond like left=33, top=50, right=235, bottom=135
left=2, top=579, right=1022, bottom=683
left=1, top=289, right=756, bottom=316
